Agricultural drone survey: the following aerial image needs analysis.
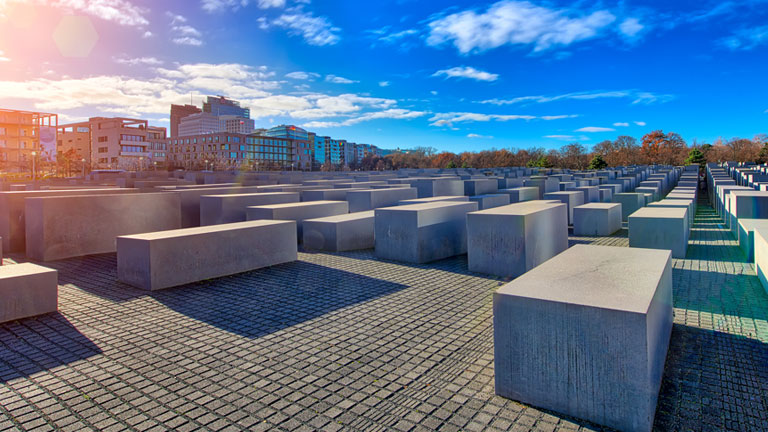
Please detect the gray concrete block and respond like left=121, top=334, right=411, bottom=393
left=469, top=194, right=511, bottom=210
left=346, top=187, right=417, bottom=212
left=543, top=191, right=584, bottom=225
left=398, top=196, right=469, bottom=206
left=25, top=193, right=182, bottom=261
left=737, top=218, right=768, bottom=262
left=613, top=193, right=646, bottom=221
left=200, top=192, right=300, bottom=226
left=463, top=179, right=498, bottom=196
left=494, top=245, right=673, bottom=432
left=523, top=177, right=559, bottom=199
left=573, top=203, right=622, bottom=236
left=574, top=186, right=600, bottom=203
left=303, top=211, right=375, bottom=252
left=301, top=188, right=365, bottom=202
left=755, top=228, right=768, bottom=294
left=246, top=200, right=349, bottom=240
left=415, top=179, right=465, bottom=198
left=0, top=188, right=138, bottom=253
left=467, top=201, right=568, bottom=278
left=629, top=207, right=688, bottom=258
left=0, top=263, right=58, bottom=323
left=117, top=220, right=297, bottom=291
left=499, top=187, right=539, bottom=203
left=375, top=201, right=478, bottom=264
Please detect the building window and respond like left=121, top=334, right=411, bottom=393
left=98, top=147, right=108, bottom=153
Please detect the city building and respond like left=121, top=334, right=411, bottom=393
left=266, top=125, right=312, bottom=170
left=170, top=104, right=201, bottom=138
left=203, top=96, right=250, bottom=119
left=220, top=115, right=255, bottom=134
left=178, top=112, right=225, bottom=137
left=164, top=132, right=294, bottom=171
left=0, top=108, right=58, bottom=173
left=57, top=117, right=166, bottom=170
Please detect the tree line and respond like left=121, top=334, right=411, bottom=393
left=350, top=130, right=768, bottom=171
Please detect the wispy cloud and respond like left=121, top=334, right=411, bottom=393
left=36, top=0, right=150, bottom=26
left=721, top=25, right=768, bottom=50
left=113, top=56, right=163, bottom=66
left=576, top=126, right=614, bottom=132
left=285, top=71, right=320, bottom=80
left=613, top=122, right=629, bottom=127
left=201, top=0, right=286, bottom=12
left=0, top=50, right=9, bottom=62
left=325, top=75, right=358, bottom=84
left=432, top=66, right=499, bottom=82
left=426, top=0, right=617, bottom=54
left=618, top=17, right=644, bottom=40
left=467, top=133, right=493, bottom=139
left=429, top=112, right=577, bottom=127
left=545, top=134, right=590, bottom=141
left=378, top=81, right=390, bottom=87
left=302, top=109, right=427, bottom=128
left=260, top=7, right=341, bottom=46
left=167, top=12, right=203, bottom=46
left=634, top=121, right=646, bottom=126
left=479, top=90, right=674, bottom=106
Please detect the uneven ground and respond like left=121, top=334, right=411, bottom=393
left=1, top=197, right=767, bottom=431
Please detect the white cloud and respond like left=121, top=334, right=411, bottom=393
left=619, top=18, right=644, bottom=39
left=173, top=37, right=203, bottom=46
left=545, top=134, right=589, bottom=141
left=302, top=109, right=427, bottom=128
left=429, top=112, right=576, bottom=127
left=378, top=81, right=390, bottom=87
left=201, top=0, right=285, bottom=12
left=263, top=8, right=341, bottom=46
left=721, top=25, right=768, bottom=50
left=47, top=0, right=149, bottom=26
left=167, top=13, right=203, bottom=46
left=142, top=30, right=153, bottom=38
left=291, top=94, right=395, bottom=119
left=613, top=122, right=629, bottom=127
left=426, top=0, right=616, bottom=54
left=479, top=90, right=674, bottom=106
left=634, top=121, right=646, bottom=126
left=430, top=90, right=438, bottom=95
left=467, top=133, right=493, bottom=139
left=432, top=66, right=499, bottom=82
left=325, top=75, right=358, bottom=84
left=0, top=50, right=8, bottom=62
left=113, top=56, right=163, bottom=66
left=285, top=71, right=320, bottom=80
left=576, top=126, right=614, bottom=132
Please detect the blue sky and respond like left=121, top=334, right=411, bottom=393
left=0, top=0, right=766, bottom=152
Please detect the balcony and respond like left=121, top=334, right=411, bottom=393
left=119, top=151, right=152, bottom=157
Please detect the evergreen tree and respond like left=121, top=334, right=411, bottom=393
left=685, top=148, right=706, bottom=166
left=588, top=154, right=608, bottom=170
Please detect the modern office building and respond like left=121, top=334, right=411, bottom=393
left=0, top=108, right=58, bottom=173
left=220, top=116, right=255, bottom=134
left=178, top=112, right=225, bottom=137
left=58, top=117, right=166, bottom=170
left=170, top=104, right=201, bottom=138
left=164, top=132, right=293, bottom=170
left=203, top=96, right=250, bottom=119
left=266, top=125, right=312, bottom=170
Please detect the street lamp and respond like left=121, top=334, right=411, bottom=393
left=205, top=159, right=209, bottom=171
left=81, top=158, right=86, bottom=177
left=31, top=151, right=36, bottom=181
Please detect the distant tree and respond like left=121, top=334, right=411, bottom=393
left=559, top=143, right=588, bottom=169
left=588, top=154, right=608, bottom=170
left=756, top=145, right=768, bottom=164
left=685, top=148, right=706, bottom=166
left=461, top=161, right=469, bottom=168
left=527, top=155, right=553, bottom=168
left=446, top=160, right=457, bottom=169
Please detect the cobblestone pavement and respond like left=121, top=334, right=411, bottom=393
left=1, top=198, right=767, bottom=431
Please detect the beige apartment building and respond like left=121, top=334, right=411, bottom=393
left=0, top=108, right=58, bottom=173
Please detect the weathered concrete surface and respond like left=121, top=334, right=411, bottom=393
left=25, top=193, right=181, bottom=261
left=346, top=187, right=417, bottom=212
left=494, top=245, right=672, bottom=432
left=614, top=192, right=646, bottom=221
left=543, top=191, right=585, bottom=225
left=629, top=207, right=688, bottom=258
left=200, top=192, right=300, bottom=226
left=499, top=187, right=539, bottom=203
left=398, top=196, right=469, bottom=206
left=246, top=200, right=349, bottom=240
left=469, top=194, right=511, bottom=210
left=0, top=188, right=138, bottom=253
left=303, top=211, right=375, bottom=252
left=0, top=263, right=58, bottom=323
left=117, top=220, right=297, bottom=291
left=573, top=203, right=622, bottom=236
left=375, top=201, right=478, bottom=264
left=467, top=201, right=568, bottom=278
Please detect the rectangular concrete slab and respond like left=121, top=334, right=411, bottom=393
left=573, top=203, right=622, bottom=236
left=467, top=201, right=568, bottom=278
left=0, top=263, right=58, bottom=323
left=629, top=207, right=688, bottom=258
left=117, top=220, right=297, bottom=291
left=25, top=193, right=182, bottom=262
left=494, top=245, right=672, bottom=432
left=303, top=211, right=375, bottom=252
left=375, top=201, right=478, bottom=264
left=246, top=200, right=349, bottom=240
left=200, top=192, right=300, bottom=226
left=346, top=187, right=417, bottom=212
